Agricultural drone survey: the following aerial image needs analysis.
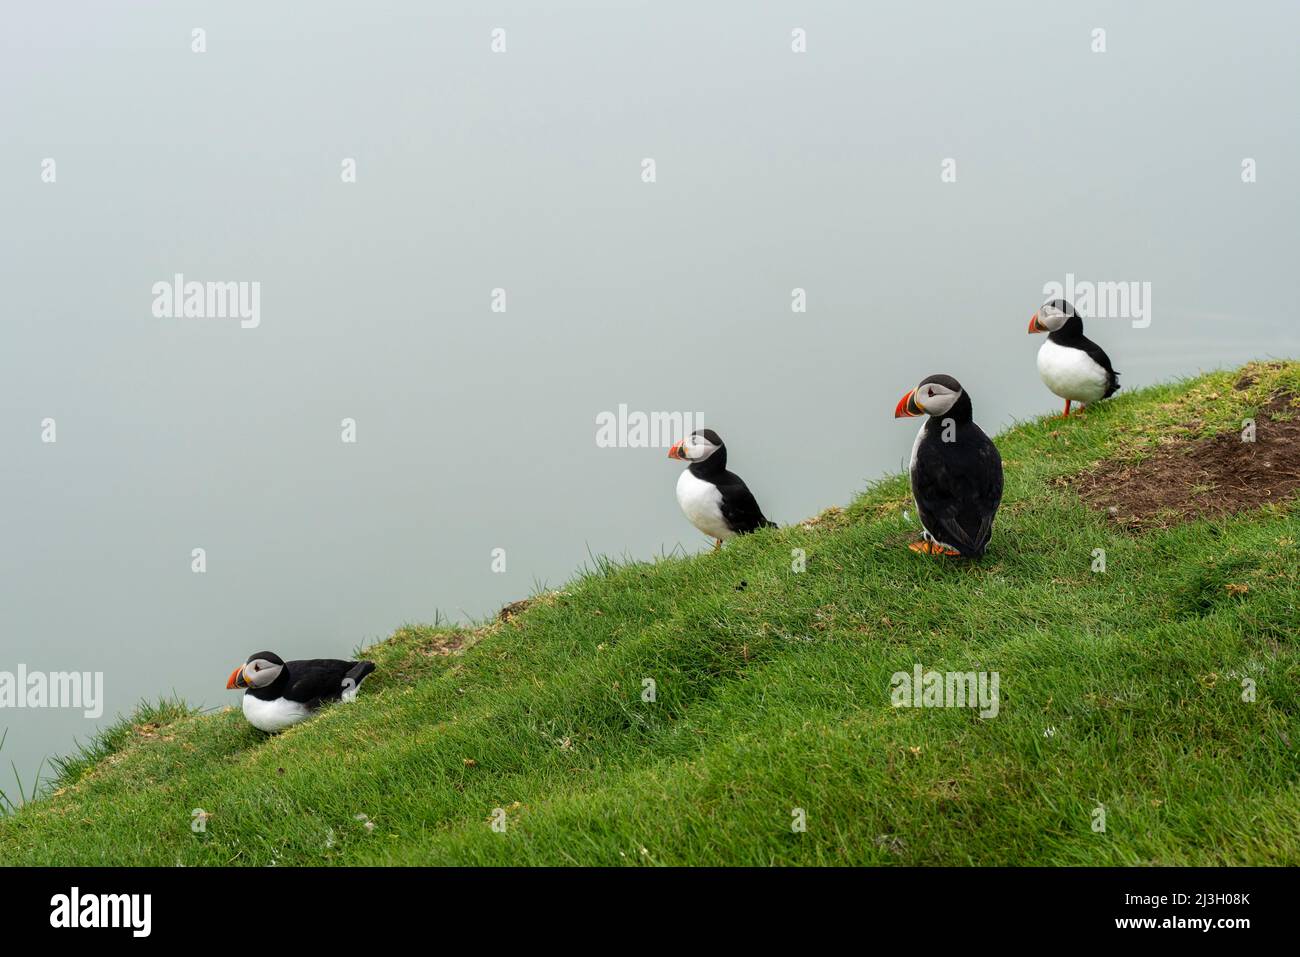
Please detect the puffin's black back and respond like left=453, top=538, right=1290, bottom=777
left=911, top=416, right=1004, bottom=557
left=248, top=658, right=376, bottom=706
left=713, top=471, right=776, bottom=533
left=687, top=434, right=776, bottom=534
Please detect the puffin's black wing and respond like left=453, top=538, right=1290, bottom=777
left=715, top=470, right=775, bottom=534
left=1078, top=335, right=1121, bottom=398
left=284, top=659, right=376, bottom=708
left=912, top=427, right=1003, bottom=557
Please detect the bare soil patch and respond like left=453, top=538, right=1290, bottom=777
left=1072, top=392, right=1300, bottom=529
left=497, top=598, right=533, bottom=622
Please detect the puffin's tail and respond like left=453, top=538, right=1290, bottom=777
left=1104, top=370, right=1121, bottom=398
left=347, top=661, right=376, bottom=686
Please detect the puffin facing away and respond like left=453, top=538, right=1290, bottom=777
left=1028, top=299, right=1120, bottom=416
left=894, top=375, right=1003, bottom=558
left=667, top=429, right=775, bottom=550
left=226, top=651, right=375, bottom=733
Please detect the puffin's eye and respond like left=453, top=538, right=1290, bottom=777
left=926, top=388, right=934, bottom=397
left=254, top=664, right=261, bottom=671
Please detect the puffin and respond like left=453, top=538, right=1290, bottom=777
left=667, top=429, right=775, bottom=550
left=226, top=651, right=375, bottom=733
left=893, top=374, right=1004, bottom=558
left=1028, top=299, right=1120, bottom=416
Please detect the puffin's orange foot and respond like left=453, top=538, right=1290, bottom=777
left=909, top=540, right=961, bottom=558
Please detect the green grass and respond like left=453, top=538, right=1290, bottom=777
left=2, top=362, right=1298, bottom=865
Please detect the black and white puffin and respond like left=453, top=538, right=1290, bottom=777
left=894, top=375, right=1003, bottom=558
left=226, top=651, right=375, bottom=733
left=1028, top=299, right=1120, bottom=417
left=667, top=429, right=775, bottom=550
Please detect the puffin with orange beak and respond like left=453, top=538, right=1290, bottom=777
left=1028, top=299, right=1120, bottom=417
left=893, top=374, right=1003, bottom=558
left=226, top=651, right=375, bottom=733
left=667, top=429, right=775, bottom=551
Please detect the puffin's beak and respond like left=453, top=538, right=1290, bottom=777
left=1028, top=313, right=1044, bottom=334
left=226, top=666, right=247, bottom=690
left=894, top=390, right=923, bottom=418
left=667, top=440, right=687, bottom=460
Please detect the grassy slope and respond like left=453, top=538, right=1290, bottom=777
left=2, top=362, right=1298, bottom=866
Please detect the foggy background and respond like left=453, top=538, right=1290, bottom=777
left=2, top=0, right=1297, bottom=795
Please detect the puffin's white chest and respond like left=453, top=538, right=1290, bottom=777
left=676, top=469, right=734, bottom=540
left=1037, top=339, right=1107, bottom=403
left=242, top=693, right=312, bottom=733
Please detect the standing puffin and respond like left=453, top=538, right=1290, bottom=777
left=894, top=374, right=1003, bottom=558
left=226, top=651, right=375, bottom=733
left=1028, top=299, right=1120, bottom=416
left=667, top=429, right=775, bottom=550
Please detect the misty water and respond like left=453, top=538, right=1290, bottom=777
left=2, top=2, right=1298, bottom=798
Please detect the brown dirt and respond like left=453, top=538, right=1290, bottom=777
left=497, top=598, right=533, bottom=622
left=1233, top=361, right=1289, bottom=391
left=800, top=505, right=849, bottom=530
left=1072, top=391, right=1300, bottom=529
left=421, top=630, right=471, bottom=655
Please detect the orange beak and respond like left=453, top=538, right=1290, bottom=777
left=1028, top=313, right=1044, bottom=334
left=667, top=440, right=688, bottom=460
left=226, top=666, right=247, bottom=690
left=894, top=390, right=922, bottom=418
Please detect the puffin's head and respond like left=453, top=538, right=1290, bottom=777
left=667, top=429, right=724, bottom=463
left=894, top=374, right=965, bottom=418
left=1028, top=299, right=1080, bottom=334
left=226, top=651, right=285, bottom=690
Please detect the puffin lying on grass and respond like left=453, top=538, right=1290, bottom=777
left=1028, top=299, right=1120, bottom=417
left=894, top=374, right=1004, bottom=558
left=668, top=429, right=775, bottom=550
left=226, top=651, right=375, bottom=733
